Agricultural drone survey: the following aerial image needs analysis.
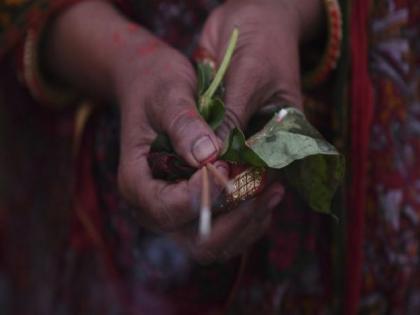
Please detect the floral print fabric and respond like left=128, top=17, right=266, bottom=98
left=360, top=0, right=420, bottom=314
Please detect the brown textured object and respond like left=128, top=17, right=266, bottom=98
left=226, top=167, right=266, bottom=207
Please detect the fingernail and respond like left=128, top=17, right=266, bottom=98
left=192, top=136, right=217, bottom=163
left=214, top=162, right=229, bottom=177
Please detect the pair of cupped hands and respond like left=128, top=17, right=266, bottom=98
left=47, top=0, right=323, bottom=263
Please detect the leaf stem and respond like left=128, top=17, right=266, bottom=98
left=200, top=27, right=239, bottom=110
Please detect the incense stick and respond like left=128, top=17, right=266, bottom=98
left=199, top=166, right=211, bottom=239
left=207, top=163, right=234, bottom=194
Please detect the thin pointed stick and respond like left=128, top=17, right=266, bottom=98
left=207, top=163, right=234, bottom=194
left=199, top=166, right=211, bottom=239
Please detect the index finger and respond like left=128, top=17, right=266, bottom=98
left=120, top=155, right=227, bottom=232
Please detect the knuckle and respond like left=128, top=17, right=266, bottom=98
left=169, top=110, right=207, bottom=148
left=169, top=107, right=197, bottom=132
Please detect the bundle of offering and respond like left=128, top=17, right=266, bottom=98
left=148, top=28, right=344, bottom=238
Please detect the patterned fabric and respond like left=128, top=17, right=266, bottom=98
left=360, top=1, right=420, bottom=314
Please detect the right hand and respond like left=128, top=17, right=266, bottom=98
left=114, top=32, right=222, bottom=232
left=44, top=1, right=220, bottom=232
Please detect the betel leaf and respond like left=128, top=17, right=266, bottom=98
left=284, top=154, right=344, bottom=215
left=196, top=63, right=225, bottom=130
left=245, top=107, right=345, bottom=214
left=197, top=63, right=214, bottom=96
left=202, top=97, right=225, bottom=130
left=221, top=128, right=267, bottom=167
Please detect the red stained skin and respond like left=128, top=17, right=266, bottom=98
left=112, top=32, right=125, bottom=46
left=137, top=41, right=160, bottom=57
left=183, top=109, right=198, bottom=118
left=198, top=153, right=219, bottom=167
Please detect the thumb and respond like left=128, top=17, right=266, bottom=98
left=157, top=86, right=221, bottom=168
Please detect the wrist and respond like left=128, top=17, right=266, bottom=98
left=44, top=1, right=146, bottom=102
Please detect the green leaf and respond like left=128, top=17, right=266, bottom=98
left=200, top=97, right=225, bottom=130
left=197, top=63, right=214, bottom=96
left=284, top=154, right=345, bottom=214
left=221, top=128, right=267, bottom=167
left=247, top=108, right=339, bottom=168
left=246, top=107, right=345, bottom=214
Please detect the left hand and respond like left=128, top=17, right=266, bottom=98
left=186, top=0, right=324, bottom=262
left=199, top=0, right=323, bottom=139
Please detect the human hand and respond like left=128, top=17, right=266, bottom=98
left=199, top=0, right=324, bottom=138
left=184, top=0, right=325, bottom=261
left=45, top=1, right=222, bottom=235
left=114, top=34, right=225, bottom=232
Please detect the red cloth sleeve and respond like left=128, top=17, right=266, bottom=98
left=0, top=1, right=92, bottom=60
left=0, top=0, right=133, bottom=107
